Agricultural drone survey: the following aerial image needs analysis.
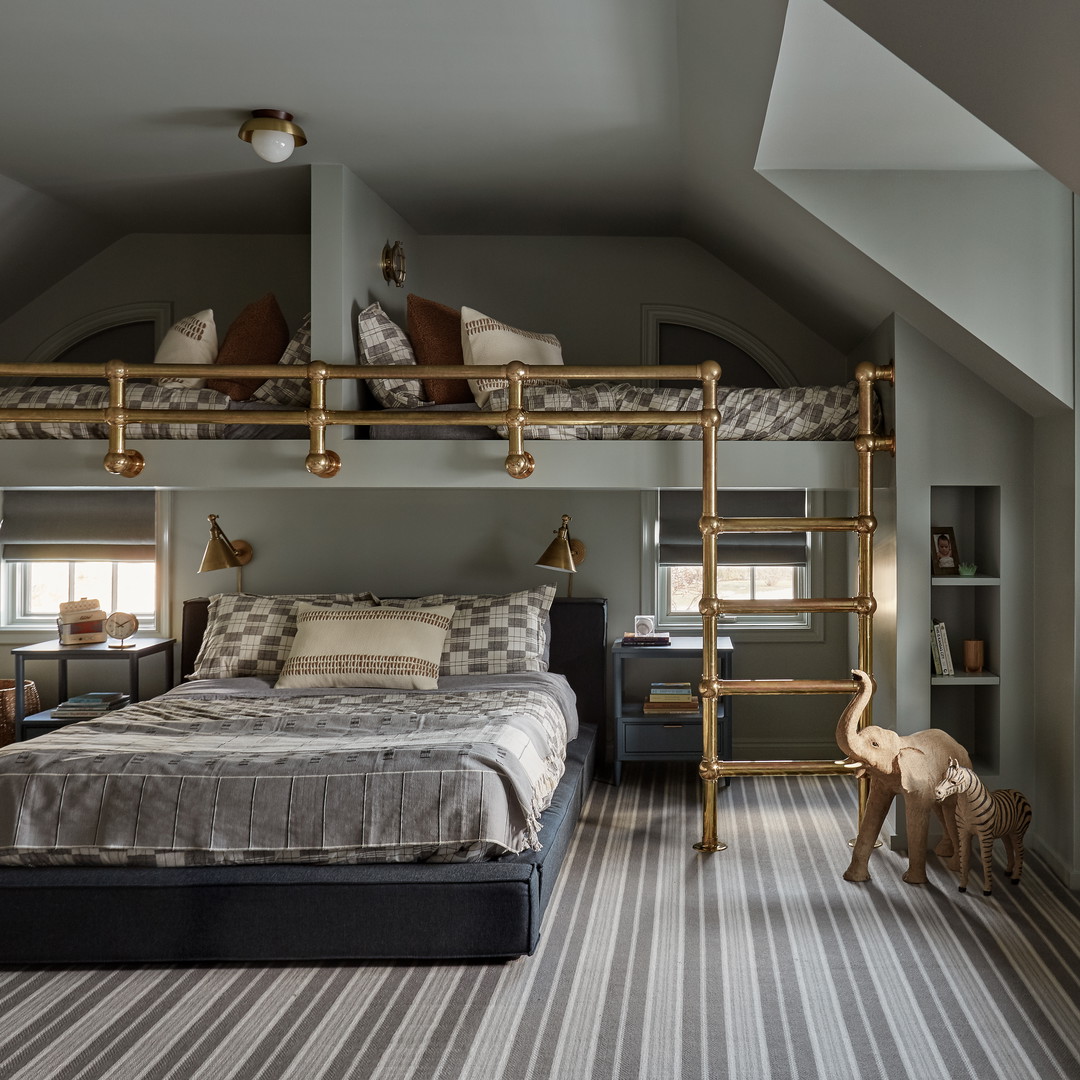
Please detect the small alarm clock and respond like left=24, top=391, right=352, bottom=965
left=105, top=611, right=139, bottom=649
left=634, top=615, right=656, bottom=636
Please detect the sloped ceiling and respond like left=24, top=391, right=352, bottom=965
left=0, top=0, right=1076, bottom=409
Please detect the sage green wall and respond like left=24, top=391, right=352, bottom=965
left=0, top=233, right=311, bottom=360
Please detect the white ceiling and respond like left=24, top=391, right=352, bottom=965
left=0, top=0, right=1076, bottom=369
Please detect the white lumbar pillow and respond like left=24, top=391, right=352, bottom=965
left=275, top=603, right=456, bottom=690
left=154, top=309, right=218, bottom=388
left=460, top=306, right=564, bottom=408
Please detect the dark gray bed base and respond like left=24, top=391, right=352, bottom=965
left=0, top=595, right=607, bottom=964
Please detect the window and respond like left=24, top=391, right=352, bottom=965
left=13, top=561, right=156, bottom=625
left=646, top=490, right=821, bottom=637
left=0, top=490, right=162, bottom=631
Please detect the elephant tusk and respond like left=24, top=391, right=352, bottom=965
left=841, top=760, right=863, bottom=769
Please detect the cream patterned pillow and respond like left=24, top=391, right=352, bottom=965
left=460, top=307, right=565, bottom=408
left=276, top=603, right=456, bottom=689
left=155, top=309, right=218, bottom=389
left=190, top=592, right=378, bottom=681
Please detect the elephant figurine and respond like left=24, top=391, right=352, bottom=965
left=836, top=670, right=972, bottom=885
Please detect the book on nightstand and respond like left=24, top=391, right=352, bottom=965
left=621, top=631, right=671, bottom=647
left=51, top=692, right=130, bottom=719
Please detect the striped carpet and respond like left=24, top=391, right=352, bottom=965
left=1, top=766, right=1079, bottom=1080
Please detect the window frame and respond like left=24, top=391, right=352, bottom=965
left=640, top=491, right=826, bottom=643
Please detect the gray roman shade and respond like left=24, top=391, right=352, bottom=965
left=0, top=490, right=155, bottom=561
left=658, top=489, right=808, bottom=566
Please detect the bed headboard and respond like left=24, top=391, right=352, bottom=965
left=180, top=595, right=608, bottom=731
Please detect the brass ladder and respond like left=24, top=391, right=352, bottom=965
left=693, top=362, right=895, bottom=852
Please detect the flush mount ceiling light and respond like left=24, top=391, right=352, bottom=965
left=237, top=109, right=308, bottom=163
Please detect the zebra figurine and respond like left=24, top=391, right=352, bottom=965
left=934, top=758, right=1031, bottom=896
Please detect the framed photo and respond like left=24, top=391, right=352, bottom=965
left=931, top=526, right=959, bottom=576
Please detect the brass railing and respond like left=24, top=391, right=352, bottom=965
left=0, top=355, right=894, bottom=850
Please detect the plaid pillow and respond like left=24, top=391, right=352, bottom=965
left=383, top=585, right=555, bottom=675
left=250, top=313, right=312, bottom=407
left=357, top=302, right=431, bottom=409
left=190, top=592, right=378, bottom=680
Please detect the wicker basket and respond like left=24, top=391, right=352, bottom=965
left=0, top=679, right=40, bottom=746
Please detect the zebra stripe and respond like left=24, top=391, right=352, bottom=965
left=935, top=759, right=1031, bottom=896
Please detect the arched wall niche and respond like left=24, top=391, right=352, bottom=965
left=640, top=304, right=799, bottom=388
left=25, top=301, right=173, bottom=367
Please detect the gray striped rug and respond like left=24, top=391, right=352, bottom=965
left=1, top=767, right=1078, bottom=1080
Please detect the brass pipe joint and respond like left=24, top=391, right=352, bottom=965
left=305, top=450, right=341, bottom=478
left=505, top=451, right=536, bottom=479
left=698, top=758, right=725, bottom=782
left=855, top=514, right=877, bottom=535
left=699, top=676, right=724, bottom=698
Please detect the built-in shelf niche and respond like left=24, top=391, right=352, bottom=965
left=930, top=485, right=1001, bottom=772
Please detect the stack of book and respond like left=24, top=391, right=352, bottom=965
left=51, top=691, right=130, bottom=720
left=621, top=631, right=671, bottom=647
left=642, top=681, right=699, bottom=715
left=931, top=619, right=955, bottom=676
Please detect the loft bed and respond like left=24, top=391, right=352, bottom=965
left=0, top=300, right=871, bottom=472
left=0, top=594, right=607, bottom=963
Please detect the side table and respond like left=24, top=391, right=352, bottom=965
left=612, top=635, right=734, bottom=785
left=11, top=637, right=176, bottom=741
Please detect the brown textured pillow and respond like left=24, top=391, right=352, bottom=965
left=206, top=292, right=290, bottom=401
left=406, top=293, right=472, bottom=404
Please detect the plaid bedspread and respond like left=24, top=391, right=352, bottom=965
left=0, top=382, right=232, bottom=439
left=0, top=673, right=576, bottom=867
left=484, top=381, right=867, bottom=440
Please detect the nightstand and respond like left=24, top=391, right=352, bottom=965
left=612, top=636, right=733, bottom=785
left=11, top=637, right=176, bottom=741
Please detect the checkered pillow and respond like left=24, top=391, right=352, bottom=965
left=383, top=585, right=555, bottom=675
left=190, top=592, right=378, bottom=680
left=249, top=313, right=312, bottom=407
left=357, top=303, right=431, bottom=409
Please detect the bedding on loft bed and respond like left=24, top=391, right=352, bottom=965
left=0, top=590, right=606, bottom=962
left=0, top=295, right=312, bottom=440
left=357, top=298, right=873, bottom=441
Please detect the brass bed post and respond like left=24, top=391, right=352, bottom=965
left=304, top=361, right=342, bottom=478
left=503, top=361, right=536, bottom=479
left=102, top=359, right=145, bottom=478
left=694, top=360, right=725, bottom=852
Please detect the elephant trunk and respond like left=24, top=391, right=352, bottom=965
left=835, top=669, right=875, bottom=760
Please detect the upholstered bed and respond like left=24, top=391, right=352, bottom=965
left=0, top=593, right=606, bottom=963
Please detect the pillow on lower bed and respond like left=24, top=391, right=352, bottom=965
left=382, top=584, right=556, bottom=675
left=357, top=302, right=431, bottom=409
left=190, top=592, right=379, bottom=680
left=276, top=603, right=456, bottom=690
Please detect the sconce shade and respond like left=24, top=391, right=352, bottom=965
left=535, top=514, right=586, bottom=575
left=238, top=109, right=307, bottom=163
left=198, top=515, right=254, bottom=573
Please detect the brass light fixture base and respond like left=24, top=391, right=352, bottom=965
left=380, top=241, right=407, bottom=287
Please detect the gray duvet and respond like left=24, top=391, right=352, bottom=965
left=0, top=672, right=577, bottom=867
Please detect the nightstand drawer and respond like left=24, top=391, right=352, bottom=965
left=624, top=720, right=702, bottom=755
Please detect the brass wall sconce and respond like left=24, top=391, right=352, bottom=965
left=237, top=109, right=308, bottom=163
left=535, top=514, right=586, bottom=596
left=198, top=514, right=254, bottom=592
left=381, top=240, right=407, bottom=287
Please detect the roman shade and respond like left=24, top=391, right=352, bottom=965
left=0, top=490, right=156, bottom=561
left=658, top=489, right=808, bottom=566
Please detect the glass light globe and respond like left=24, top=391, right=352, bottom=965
left=250, top=128, right=295, bottom=163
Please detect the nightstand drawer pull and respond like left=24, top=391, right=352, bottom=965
left=663, top=723, right=684, bottom=729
